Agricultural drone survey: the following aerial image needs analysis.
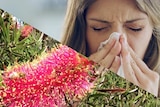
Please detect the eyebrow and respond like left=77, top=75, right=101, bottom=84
left=126, top=18, right=146, bottom=23
left=88, top=18, right=111, bottom=24
left=88, top=18, right=146, bottom=23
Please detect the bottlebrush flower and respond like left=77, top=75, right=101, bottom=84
left=21, top=25, right=33, bottom=37
left=0, top=44, right=97, bottom=107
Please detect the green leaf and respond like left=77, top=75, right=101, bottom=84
left=13, top=27, right=21, bottom=43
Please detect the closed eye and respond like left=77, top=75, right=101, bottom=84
left=129, top=28, right=143, bottom=32
left=92, top=27, right=108, bottom=31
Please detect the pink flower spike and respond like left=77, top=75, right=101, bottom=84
left=0, top=45, right=97, bottom=106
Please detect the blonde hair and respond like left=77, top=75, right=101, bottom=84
left=136, top=0, right=160, bottom=72
left=61, top=0, right=160, bottom=72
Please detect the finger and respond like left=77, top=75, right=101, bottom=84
left=120, top=35, right=146, bottom=86
left=128, top=47, right=152, bottom=74
left=99, top=40, right=121, bottom=68
left=120, top=36, right=138, bottom=84
left=126, top=43, right=159, bottom=92
left=89, top=38, right=116, bottom=62
left=130, top=55, right=159, bottom=96
left=122, top=55, right=137, bottom=84
left=129, top=56, right=148, bottom=86
left=129, top=47, right=159, bottom=81
left=109, top=56, right=121, bottom=73
left=128, top=47, right=149, bottom=81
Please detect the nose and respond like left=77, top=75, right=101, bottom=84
left=111, top=24, right=124, bottom=34
left=111, top=24, right=127, bottom=40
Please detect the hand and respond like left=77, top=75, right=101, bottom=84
left=120, top=35, right=159, bottom=96
left=89, top=36, right=121, bottom=74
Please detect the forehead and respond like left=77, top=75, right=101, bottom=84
left=86, top=0, right=147, bottom=22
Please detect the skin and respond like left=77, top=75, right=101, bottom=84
left=86, top=0, right=159, bottom=96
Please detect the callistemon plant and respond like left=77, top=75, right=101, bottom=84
left=0, top=44, right=98, bottom=106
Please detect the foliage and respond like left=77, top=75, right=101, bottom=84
left=79, top=71, right=160, bottom=107
left=0, top=10, right=58, bottom=70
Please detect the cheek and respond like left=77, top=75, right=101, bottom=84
left=127, top=30, right=152, bottom=59
left=86, top=33, right=100, bottom=54
left=86, top=30, right=108, bottom=54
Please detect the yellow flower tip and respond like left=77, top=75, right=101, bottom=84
left=12, top=87, right=16, bottom=92
left=2, top=92, right=7, bottom=97
left=9, top=72, right=19, bottom=78
left=9, top=71, right=25, bottom=79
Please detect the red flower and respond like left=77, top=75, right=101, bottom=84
left=0, top=45, right=97, bottom=107
left=21, top=25, right=33, bottom=37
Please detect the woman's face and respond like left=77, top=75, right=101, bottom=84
left=86, top=0, right=153, bottom=59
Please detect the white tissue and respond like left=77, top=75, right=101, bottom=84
left=98, top=32, right=121, bottom=51
left=97, top=32, right=125, bottom=78
left=117, top=56, right=125, bottom=78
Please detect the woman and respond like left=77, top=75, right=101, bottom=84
left=61, top=0, right=160, bottom=97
